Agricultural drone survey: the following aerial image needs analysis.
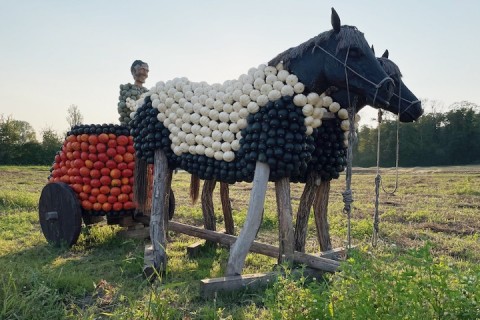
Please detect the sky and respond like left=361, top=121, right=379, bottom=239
left=1, top=1, right=479, bottom=140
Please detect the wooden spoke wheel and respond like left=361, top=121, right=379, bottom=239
left=38, top=182, right=82, bottom=247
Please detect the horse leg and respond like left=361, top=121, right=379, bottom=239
left=226, top=161, right=269, bottom=276
left=313, top=180, right=332, bottom=251
left=294, top=172, right=319, bottom=252
left=220, top=182, right=234, bottom=235
left=275, top=177, right=294, bottom=265
left=201, top=179, right=217, bottom=231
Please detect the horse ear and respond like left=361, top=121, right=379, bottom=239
left=331, top=8, right=341, bottom=33
left=371, top=45, right=375, bottom=54
left=382, top=49, right=389, bottom=58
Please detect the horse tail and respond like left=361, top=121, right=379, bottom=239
left=190, top=174, right=200, bottom=204
left=134, top=158, right=149, bottom=216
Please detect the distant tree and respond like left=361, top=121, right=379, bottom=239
left=0, top=115, right=37, bottom=145
left=0, top=115, right=38, bottom=164
left=66, top=104, right=84, bottom=129
left=40, top=127, right=63, bottom=165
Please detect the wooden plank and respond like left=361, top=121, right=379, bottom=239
left=313, top=180, right=332, bottom=251
left=118, top=224, right=150, bottom=240
left=169, top=221, right=340, bottom=272
left=319, top=246, right=354, bottom=260
left=186, top=240, right=208, bottom=258
left=294, top=172, right=318, bottom=252
left=143, top=244, right=156, bottom=281
left=200, top=267, right=325, bottom=298
left=118, top=215, right=135, bottom=228
left=226, top=161, right=270, bottom=276
left=275, top=177, right=294, bottom=264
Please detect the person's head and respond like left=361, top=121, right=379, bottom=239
left=131, top=60, right=149, bottom=86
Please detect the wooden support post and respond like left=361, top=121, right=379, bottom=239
left=226, top=161, right=270, bottom=276
left=144, top=149, right=170, bottom=277
left=201, top=180, right=217, bottom=231
left=168, top=221, right=340, bottom=272
left=294, top=172, right=318, bottom=252
left=313, top=180, right=332, bottom=252
left=275, top=177, right=294, bottom=265
left=220, top=182, right=234, bottom=235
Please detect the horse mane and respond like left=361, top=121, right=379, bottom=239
left=269, top=26, right=369, bottom=69
left=377, top=57, right=402, bottom=78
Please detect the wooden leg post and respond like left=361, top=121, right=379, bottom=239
left=201, top=180, right=217, bottom=231
left=294, top=172, right=318, bottom=252
left=144, top=149, right=170, bottom=279
left=313, top=180, right=332, bottom=252
left=226, top=162, right=269, bottom=276
left=275, top=177, right=294, bottom=265
left=220, top=182, right=234, bottom=235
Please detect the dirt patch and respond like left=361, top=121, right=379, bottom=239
left=418, top=222, right=477, bottom=236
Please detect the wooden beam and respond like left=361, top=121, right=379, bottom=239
left=169, top=221, right=340, bottom=272
left=226, top=161, right=270, bottom=276
left=200, top=267, right=325, bottom=298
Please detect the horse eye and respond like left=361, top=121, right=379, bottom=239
left=349, top=47, right=363, bottom=58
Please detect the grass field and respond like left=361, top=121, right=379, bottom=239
left=0, top=165, right=479, bottom=319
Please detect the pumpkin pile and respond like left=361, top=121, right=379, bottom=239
left=49, top=124, right=135, bottom=216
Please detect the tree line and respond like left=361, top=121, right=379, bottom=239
left=0, top=105, right=83, bottom=165
left=354, top=101, right=480, bottom=167
left=0, top=102, right=479, bottom=167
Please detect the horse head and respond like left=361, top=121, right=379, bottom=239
left=377, top=50, right=423, bottom=122
left=269, top=8, right=393, bottom=108
left=330, top=49, right=423, bottom=122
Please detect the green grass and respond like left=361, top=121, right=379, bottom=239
left=0, top=165, right=479, bottom=319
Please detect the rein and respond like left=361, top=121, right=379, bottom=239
left=314, top=43, right=397, bottom=249
left=372, top=77, right=404, bottom=247
left=312, top=44, right=394, bottom=249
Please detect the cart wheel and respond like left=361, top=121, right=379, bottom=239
left=169, top=188, right=175, bottom=220
left=38, top=182, right=82, bottom=247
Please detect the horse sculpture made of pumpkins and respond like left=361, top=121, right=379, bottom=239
left=184, top=48, right=424, bottom=256
left=130, top=8, right=395, bottom=276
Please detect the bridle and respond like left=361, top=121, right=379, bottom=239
left=313, top=44, right=394, bottom=110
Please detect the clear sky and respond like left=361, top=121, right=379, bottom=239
left=1, top=1, right=479, bottom=139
